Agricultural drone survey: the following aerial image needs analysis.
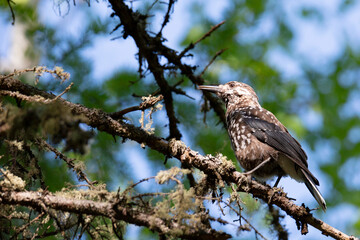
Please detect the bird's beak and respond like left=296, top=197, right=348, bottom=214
left=198, top=85, right=221, bottom=93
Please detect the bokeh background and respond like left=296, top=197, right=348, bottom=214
left=1, top=0, right=360, bottom=239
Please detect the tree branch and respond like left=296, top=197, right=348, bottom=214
left=179, top=20, right=226, bottom=58
left=6, top=0, right=16, bottom=25
left=110, top=95, right=163, bottom=120
left=0, top=76, right=355, bottom=240
left=33, top=138, right=95, bottom=186
left=108, top=0, right=226, bottom=128
left=0, top=190, right=230, bottom=240
left=109, top=0, right=181, bottom=140
left=157, top=0, right=176, bottom=36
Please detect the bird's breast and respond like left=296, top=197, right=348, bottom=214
left=227, top=118, right=284, bottom=179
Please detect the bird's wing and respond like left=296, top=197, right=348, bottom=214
left=230, top=109, right=319, bottom=185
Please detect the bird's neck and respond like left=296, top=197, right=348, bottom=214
left=225, top=96, right=261, bottom=114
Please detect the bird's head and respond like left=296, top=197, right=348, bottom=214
left=198, top=81, right=260, bottom=110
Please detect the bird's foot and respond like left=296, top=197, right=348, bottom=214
left=272, top=187, right=286, bottom=196
left=240, top=169, right=254, bottom=181
left=246, top=174, right=253, bottom=185
left=243, top=157, right=272, bottom=176
left=242, top=171, right=253, bottom=176
left=237, top=172, right=253, bottom=192
left=268, top=186, right=288, bottom=203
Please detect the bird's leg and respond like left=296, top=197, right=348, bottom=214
left=243, top=157, right=271, bottom=175
left=268, top=175, right=287, bottom=203
left=273, top=175, right=282, bottom=188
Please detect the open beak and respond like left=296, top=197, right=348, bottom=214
left=198, top=85, right=221, bottom=93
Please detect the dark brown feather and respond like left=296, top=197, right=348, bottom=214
left=199, top=81, right=326, bottom=211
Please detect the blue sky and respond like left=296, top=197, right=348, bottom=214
left=1, top=0, right=360, bottom=239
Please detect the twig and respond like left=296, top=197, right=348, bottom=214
left=108, top=1, right=227, bottom=128
left=157, top=0, right=176, bottom=36
left=54, top=82, right=73, bottom=100
left=131, top=192, right=168, bottom=199
left=152, top=79, right=194, bottom=100
left=0, top=168, right=14, bottom=185
left=146, top=0, right=160, bottom=13
left=122, top=176, right=156, bottom=196
left=0, top=190, right=231, bottom=240
left=268, top=204, right=288, bottom=240
left=110, top=95, right=163, bottom=120
left=199, top=48, right=227, bottom=77
left=20, top=143, right=47, bottom=189
left=14, top=212, right=45, bottom=237
left=179, top=20, right=226, bottom=58
left=110, top=1, right=182, bottom=140
left=1, top=68, right=38, bottom=80
left=226, top=185, right=268, bottom=239
left=34, top=139, right=94, bottom=186
left=6, top=0, right=16, bottom=25
left=222, top=200, right=267, bottom=240
left=1, top=73, right=355, bottom=240
left=0, top=66, right=70, bottom=83
left=35, top=221, right=78, bottom=239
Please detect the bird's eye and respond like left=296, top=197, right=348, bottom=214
left=229, top=82, right=235, bottom=87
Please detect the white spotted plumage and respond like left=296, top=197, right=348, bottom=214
left=198, top=81, right=327, bottom=211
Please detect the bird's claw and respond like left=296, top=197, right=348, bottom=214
left=272, top=187, right=285, bottom=195
left=268, top=186, right=288, bottom=203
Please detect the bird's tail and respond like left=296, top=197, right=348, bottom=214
left=300, top=169, right=327, bottom=212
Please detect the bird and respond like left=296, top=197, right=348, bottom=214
left=198, top=81, right=326, bottom=211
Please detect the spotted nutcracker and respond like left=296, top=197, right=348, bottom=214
left=198, top=81, right=326, bottom=211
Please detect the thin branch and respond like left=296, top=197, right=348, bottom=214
left=122, top=176, right=155, bottom=196
left=179, top=20, right=226, bottom=58
left=157, top=0, right=176, bottom=36
left=152, top=79, right=195, bottom=100
left=268, top=204, right=288, bottom=240
left=0, top=66, right=70, bottom=83
left=33, top=139, right=94, bottom=186
left=225, top=185, right=267, bottom=240
left=224, top=201, right=267, bottom=240
left=109, top=0, right=181, bottom=140
left=6, top=0, right=16, bottom=25
left=0, top=190, right=231, bottom=240
left=108, top=1, right=227, bottom=127
left=110, top=95, right=163, bottom=120
left=0, top=75, right=355, bottom=240
left=156, top=32, right=227, bottom=126
left=21, top=143, right=47, bottom=189
left=0, top=90, right=50, bottom=104
left=14, top=212, right=45, bottom=237
left=199, top=48, right=227, bottom=78
left=0, top=168, right=14, bottom=185
left=54, top=82, right=73, bottom=100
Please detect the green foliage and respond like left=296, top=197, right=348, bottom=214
left=1, top=0, right=360, bottom=238
left=182, top=0, right=360, bottom=237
